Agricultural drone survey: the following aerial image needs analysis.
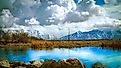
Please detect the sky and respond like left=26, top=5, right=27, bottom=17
left=0, top=0, right=121, bottom=39
left=95, top=0, right=105, bottom=5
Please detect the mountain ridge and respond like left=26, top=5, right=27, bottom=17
left=60, top=29, right=112, bottom=40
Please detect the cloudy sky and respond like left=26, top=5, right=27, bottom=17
left=0, top=0, right=121, bottom=39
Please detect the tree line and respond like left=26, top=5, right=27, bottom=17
left=0, top=30, right=42, bottom=44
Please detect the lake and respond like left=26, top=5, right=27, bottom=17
left=0, top=47, right=121, bottom=68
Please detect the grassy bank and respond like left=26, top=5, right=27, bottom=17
left=31, top=40, right=121, bottom=49
left=0, top=39, right=121, bottom=49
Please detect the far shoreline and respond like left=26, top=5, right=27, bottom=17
left=0, top=40, right=121, bottom=50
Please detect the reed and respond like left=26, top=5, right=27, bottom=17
left=31, top=40, right=121, bottom=49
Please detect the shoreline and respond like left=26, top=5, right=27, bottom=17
left=0, top=40, right=121, bottom=49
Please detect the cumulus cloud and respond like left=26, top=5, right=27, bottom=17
left=0, top=0, right=121, bottom=39
left=92, top=16, right=121, bottom=27
left=45, top=4, right=68, bottom=24
left=0, top=0, right=105, bottom=26
left=0, top=9, right=19, bottom=28
left=25, top=18, right=40, bottom=25
left=103, top=0, right=121, bottom=30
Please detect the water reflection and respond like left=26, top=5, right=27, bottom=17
left=0, top=47, right=121, bottom=68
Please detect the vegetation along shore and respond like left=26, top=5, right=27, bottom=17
left=0, top=32, right=121, bottom=49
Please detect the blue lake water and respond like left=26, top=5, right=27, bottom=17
left=0, top=47, right=121, bottom=68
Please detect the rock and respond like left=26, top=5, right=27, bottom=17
left=24, top=62, right=31, bottom=66
left=0, top=58, right=85, bottom=68
left=92, top=62, right=107, bottom=68
left=15, top=66, right=26, bottom=68
left=58, top=58, right=85, bottom=68
left=10, top=61, right=28, bottom=68
left=0, top=59, right=10, bottom=68
left=66, top=58, right=84, bottom=66
left=41, top=59, right=59, bottom=68
left=30, top=60, right=43, bottom=68
left=11, top=61, right=27, bottom=68
left=41, top=58, right=85, bottom=68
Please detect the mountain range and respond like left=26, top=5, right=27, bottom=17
left=60, top=30, right=112, bottom=40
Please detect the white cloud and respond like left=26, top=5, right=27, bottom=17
left=0, top=9, right=19, bottom=28
left=25, top=18, right=40, bottom=25
left=104, top=4, right=121, bottom=20
left=1, top=0, right=121, bottom=39
left=46, top=4, right=68, bottom=24
left=9, top=0, right=105, bottom=25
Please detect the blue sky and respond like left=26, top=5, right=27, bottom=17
left=73, top=0, right=105, bottom=5
left=95, top=0, right=105, bottom=5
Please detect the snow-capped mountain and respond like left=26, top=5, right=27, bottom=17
left=60, top=30, right=112, bottom=40
left=3, top=24, right=114, bottom=40
left=26, top=30, right=50, bottom=39
left=3, top=27, right=50, bottom=40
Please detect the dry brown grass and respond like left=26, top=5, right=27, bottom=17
left=0, top=39, right=121, bottom=49
left=31, top=40, right=121, bottom=49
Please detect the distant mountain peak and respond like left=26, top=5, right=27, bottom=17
left=60, top=29, right=112, bottom=40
